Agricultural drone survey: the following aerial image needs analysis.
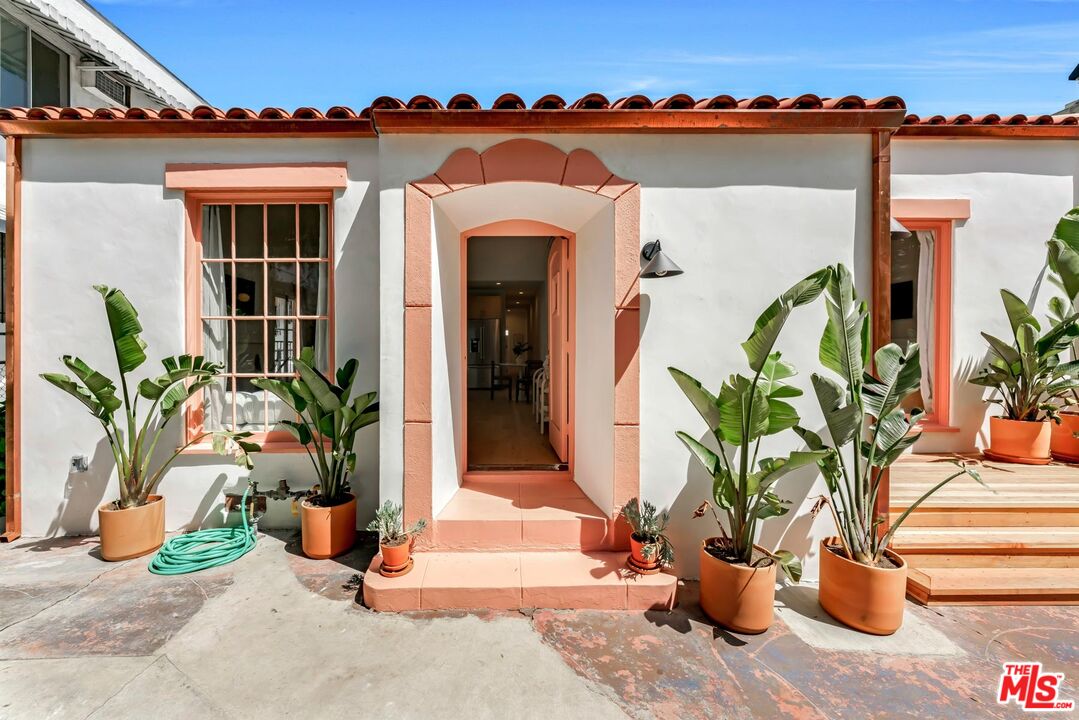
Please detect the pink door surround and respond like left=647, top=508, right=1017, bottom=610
left=403, top=139, right=641, bottom=547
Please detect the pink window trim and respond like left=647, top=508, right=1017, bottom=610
left=166, top=162, right=348, bottom=191
left=182, top=190, right=336, bottom=450
left=402, top=140, right=641, bottom=548
left=892, top=198, right=970, bottom=221
left=895, top=216, right=955, bottom=431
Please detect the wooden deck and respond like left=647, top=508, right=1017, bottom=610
left=890, top=453, right=1079, bottom=605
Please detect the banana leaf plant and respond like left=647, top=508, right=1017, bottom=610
left=796, top=265, right=983, bottom=566
left=669, top=268, right=831, bottom=582
left=968, top=287, right=1079, bottom=422
left=252, top=348, right=378, bottom=506
left=41, top=286, right=260, bottom=510
left=1046, top=206, right=1079, bottom=410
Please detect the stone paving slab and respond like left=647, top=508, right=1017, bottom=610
left=0, top=532, right=1076, bottom=719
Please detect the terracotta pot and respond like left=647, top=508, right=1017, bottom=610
left=629, top=534, right=660, bottom=570
left=97, top=495, right=165, bottom=561
left=300, top=493, right=356, bottom=559
left=818, top=540, right=908, bottom=635
left=699, top=539, right=777, bottom=634
left=1051, top=412, right=1079, bottom=462
left=380, top=538, right=412, bottom=570
left=988, top=417, right=1051, bottom=462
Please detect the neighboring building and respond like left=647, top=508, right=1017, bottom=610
left=0, top=0, right=203, bottom=232
left=1060, top=63, right=1079, bottom=114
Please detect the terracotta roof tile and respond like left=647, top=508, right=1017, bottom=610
left=903, top=111, right=1079, bottom=126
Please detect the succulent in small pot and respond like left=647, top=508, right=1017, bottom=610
left=41, top=286, right=260, bottom=561
left=253, top=349, right=378, bottom=559
left=620, top=497, right=673, bottom=573
left=799, top=265, right=985, bottom=635
left=671, top=268, right=832, bottom=633
left=367, top=500, right=427, bottom=577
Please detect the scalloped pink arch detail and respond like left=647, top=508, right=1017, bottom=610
left=402, top=139, right=641, bottom=549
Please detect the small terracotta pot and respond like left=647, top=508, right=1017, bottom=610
left=818, top=539, right=908, bottom=636
left=1051, top=412, right=1079, bottom=462
left=988, top=417, right=1051, bottom=462
left=300, top=493, right=356, bottom=559
left=380, top=538, right=412, bottom=570
left=97, top=495, right=165, bottom=561
left=699, top=539, right=777, bottom=634
left=629, top=534, right=660, bottom=570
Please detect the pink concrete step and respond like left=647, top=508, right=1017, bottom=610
left=363, top=550, right=678, bottom=612
left=433, top=480, right=615, bottom=551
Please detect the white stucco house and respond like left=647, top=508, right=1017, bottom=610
left=1, top=18, right=1076, bottom=607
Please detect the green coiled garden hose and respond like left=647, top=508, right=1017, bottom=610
left=148, top=484, right=257, bottom=575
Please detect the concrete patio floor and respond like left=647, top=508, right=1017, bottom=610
left=0, top=532, right=1075, bottom=720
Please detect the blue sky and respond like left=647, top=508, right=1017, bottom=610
left=94, top=0, right=1079, bottom=115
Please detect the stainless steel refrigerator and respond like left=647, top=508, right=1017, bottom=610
left=467, top=318, right=501, bottom=389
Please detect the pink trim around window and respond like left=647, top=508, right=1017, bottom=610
left=892, top=198, right=970, bottom=221
left=182, top=190, right=336, bottom=452
left=165, top=163, right=348, bottom=191
left=895, top=217, right=955, bottom=431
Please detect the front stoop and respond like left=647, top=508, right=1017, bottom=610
left=363, top=551, right=678, bottom=612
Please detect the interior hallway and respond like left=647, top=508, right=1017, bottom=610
left=467, top=389, right=562, bottom=468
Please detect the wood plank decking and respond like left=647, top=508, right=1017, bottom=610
left=890, top=453, right=1079, bottom=605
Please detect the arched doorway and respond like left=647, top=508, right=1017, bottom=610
left=402, top=139, right=641, bottom=549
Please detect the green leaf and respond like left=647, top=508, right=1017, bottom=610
left=810, top=374, right=861, bottom=447
left=60, top=356, right=121, bottom=415
left=718, top=375, right=769, bottom=445
left=251, top=377, right=305, bottom=414
left=981, top=332, right=1020, bottom=367
left=41, top=373, right=108, bottom=419
left=93, top=285, right=147, bottom=374
left=1048, top=238, right=1079, bottom=302
left=764, top=399, right=800, bottom=436
left=772, top=550, right=802, bottom=583
left=819, top=264, right=869, bottom=385
left=1000, top=288, right=1040, bottom=335
left=675, top=431, right=720, bottom=475
left=1051, top=206, right=1079, bottom=255
left=278, top=420, right=313, bottom=445
left=668, top=367, right=723, bottom=436
left=742, top=269, right=829, bottom=372
left=295, top=356, right=342, bottom=412
left=862, top=343, right=922, bottom=420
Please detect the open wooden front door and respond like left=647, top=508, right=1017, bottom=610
left=547, top=236, right=570, bottom=462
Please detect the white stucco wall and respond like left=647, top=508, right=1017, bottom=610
left=378, top=134, right=872, bottom=580
left=19, top=137, right=380, bottom=536
left=574, top=207, right=615, bottom=512
left=892, top=139, right=1079, bottom=453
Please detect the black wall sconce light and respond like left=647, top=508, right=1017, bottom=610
left=640, top=240, right=683, bottom=278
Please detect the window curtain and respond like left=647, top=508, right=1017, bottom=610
left=202, top=206, right=230, bottom=429
left=315, top=205, right=330, bottom=372
left=914, top=230, right=935, bottom=414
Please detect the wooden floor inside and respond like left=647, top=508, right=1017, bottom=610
left=890, top=453, right=1079, bottom=605
left=467, top=390, right=562, bottom=468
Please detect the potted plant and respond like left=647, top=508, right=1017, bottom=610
left=253, top=348, right=378, bottom=559
left=1046, top=207, right=1079, bottom=461
left=367, top=500, right=427, bottom=576
left=969, top=286, right=1079, bottom=464
left=669, top=268, right=830, bottom=634
left=797, top=265, right=985, bottom=635
left=41, top=286, right=259, bottom=561
left=620, top=497, right=674, bottom=574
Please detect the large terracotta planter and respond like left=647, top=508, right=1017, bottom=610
left=1051, top=412, right=1079, bottom=463
left=818, top=540, right=908, bottom=636
left=699, top=539, right=777, bottom=634
left=987, top=417, right=1051, bottom=464
left=97, top=495, right=165, bottom=561
left=300, top=493, right=356, bottom=559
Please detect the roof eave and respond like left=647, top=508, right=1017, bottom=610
left=895, top=124, right=1079, bottom=139
left=371, top=108, right=909, bottom=134
left=0, top=118, right=378, bottom=138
